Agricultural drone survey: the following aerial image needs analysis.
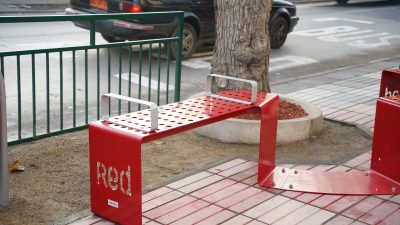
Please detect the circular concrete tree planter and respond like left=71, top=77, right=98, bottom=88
left=193, top=93, right=324, bottom=145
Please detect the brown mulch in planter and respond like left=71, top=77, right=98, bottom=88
left=236, top=99, right=308, bottom=120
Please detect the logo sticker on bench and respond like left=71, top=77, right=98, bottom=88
left=108, top=199, right=119, bottom=208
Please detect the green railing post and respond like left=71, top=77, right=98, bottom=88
left=0, top=71, right=8, bottom=206
left=174, top=13, right=184, bottom=102
left=32, top=54, right=37, bottom=137
left=16, top=55, right=21, bottom=139
left=90, top=19, right=96, bottom=46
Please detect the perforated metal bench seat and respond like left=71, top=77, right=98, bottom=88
left=91, top=91, right=277, bottom=144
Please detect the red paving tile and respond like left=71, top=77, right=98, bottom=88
left=170, top=204, right=222, bottom=225
left=190, top=179, right=237, bottom=198
left=389, top=195, right=400, bottom=204
left=207, top=159, right=247, bottom=173
left=93, top=221, right=116, bottom=225
left=142, top=191, right=184, bottom=212
left=343, top=153, right=371, bottom=168
left=328, top=165, right=352, bottom=172
left=257, top=199, right=305, bottom=224
left=273, top=204, right=320, bottom=225
left=243, top=195, right=290, bottom=219
left=229, top=166, right=258, bottom=181
left=366, top=120, right=375, bottom=128
left=145, top=221, right=161, bottom=225
left=358, top=201, right=400, bottom=224
left=143, top=195, right=197, bottom=219
left=356, top=160, right=371, bottom=171
left=378, top=208, right=400, bottom=225
left=335, top=112, right=360, bottom=121
left=325, top=215, right=355, bottom=225
left=247, top=220, right=267, bottom=225
left=292, top=164, right=315, bottom=170
left=297, top=209, right=335, bottom=225
left=310, top=195, right=343, bottom=208
left=278, top=164, right=297, bottom=168
left=228, top=191, right=274, bottom=213
left=142, top=217, right=150, bottom=223
left=179, top=175, right=224, bottom=193
left=69, top=215, right=103, bottom=225
left=282, top=190, right=303, bottom=198
left=218, top=161, right=257, bottom=177
left=342, top=196, right=383, bottom=219
left=215, top=186, right=261, bottom=208
left=345, top=113, right=370, bottom=123
left=241, top=174, right=258, bottom=185
left=325, top=110, right=351, bottom=118
left=310, top=164, right=336, bottom=171
left=155, top=200, right=209, bottom=224
left=203, top=182, right=249, bottom=203
left=375, top=195, right=392, bottom=200
left=220, top=215, right=252, bottom=225
left=354, top=115, right=375, bottom=125
left=167, top=172, right=212, bottom=189
left=296, top=193, right=323, bottom=203
left=266, top=188, right=285, bottom=194
left=195, top=210, right=236, bottom=225
left=143, top=187, right=173, bottom=203
left=322, top=108, right=340, bottom=116
left=350, top=221, right=368, bottom=225
left=345, top=104, right=370, bottom=112
left=326, top=195, right=366, bottom=213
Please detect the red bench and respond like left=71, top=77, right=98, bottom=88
left=89, top=73, right=400, bottom=225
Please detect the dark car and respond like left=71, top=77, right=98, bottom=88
left=66, top=0, right=298, bottom=59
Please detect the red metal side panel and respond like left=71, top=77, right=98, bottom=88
left=371, top=98, right=400, bottom=184
left=257, top=95, right=279, bottom=185
left=89, top=123, right=142, bottom=225
left=379, top=69, right=400, bottom=97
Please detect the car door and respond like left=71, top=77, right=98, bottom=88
left=190, top=0, right=215, bottom=40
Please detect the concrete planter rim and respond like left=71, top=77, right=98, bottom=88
left=190, top=92, right=324, bottom=145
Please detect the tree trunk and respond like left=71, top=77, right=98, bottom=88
left=211, top=0, right=272, bottom=92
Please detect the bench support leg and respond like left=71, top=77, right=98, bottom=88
left=257, top=97, right=279, bottom=186
left=257, top=96, right=400, bottom=195
left=89, top=124, right=142, bottom=225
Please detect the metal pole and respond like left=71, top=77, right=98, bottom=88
left=173, top=12, right=184, bottom=102
left=0, top=71, right=8, bottom=206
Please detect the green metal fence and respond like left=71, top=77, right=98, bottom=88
left=0, top=12, right=184, bottom=145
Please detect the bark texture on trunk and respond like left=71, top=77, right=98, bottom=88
left=212, top=0, right=272, bottom=92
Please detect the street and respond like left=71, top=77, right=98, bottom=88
left=0, top=0, right=399, bottom=141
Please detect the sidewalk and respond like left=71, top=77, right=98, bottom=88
left=63, top=58, right=400, bottom=225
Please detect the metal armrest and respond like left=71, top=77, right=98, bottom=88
left=101, top=93, right=158, bottom=132
left=206, top=74, right=258, bottom=105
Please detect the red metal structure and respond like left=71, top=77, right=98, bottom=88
left=379, top=68, right=400, bottom=97
left=89, top=72, right=400, bottom=225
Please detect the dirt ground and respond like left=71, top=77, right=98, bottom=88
left=0, top=120, right=371, bottom=225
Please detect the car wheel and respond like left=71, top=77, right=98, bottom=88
left=171, top=23, right=198, bottom=59
left=101, top=33, right=125, bottom=43
left=336, top=0, right=349, bottom=4
left=269, top=16, right=289, bottom=49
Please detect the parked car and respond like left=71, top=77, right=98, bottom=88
left=66, top=0, right=299, bottom=59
